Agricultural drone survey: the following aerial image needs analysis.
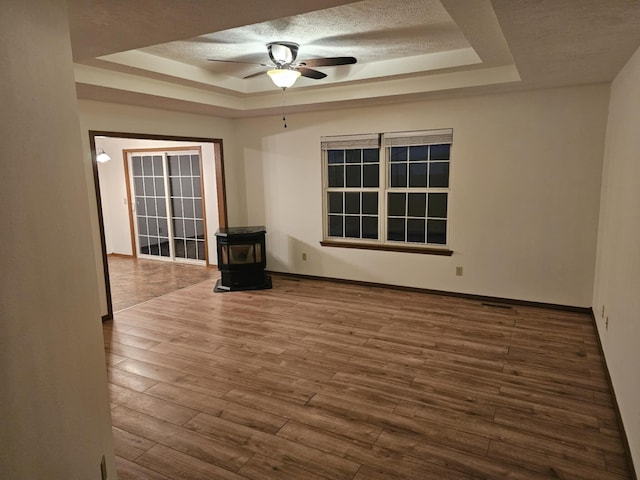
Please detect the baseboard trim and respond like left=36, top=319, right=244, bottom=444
left=266, top=270, right=591, bottom=314
left=589, top=309, right=638, bottom=479
left=107, top=253, right=134, bottom=258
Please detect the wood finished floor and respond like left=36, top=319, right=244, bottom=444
left=104, top=267, right=633, bottom=479
left=107, top=255, right=217, bottom=312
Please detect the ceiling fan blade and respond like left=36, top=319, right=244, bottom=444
left=243, top=70, right=266, bottom=79
left=298, top=67, right=327, bottom=80
left=299, top=56, right=357, bottom=68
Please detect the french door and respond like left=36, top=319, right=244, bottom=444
left=129, top=149, right=207, bottom=264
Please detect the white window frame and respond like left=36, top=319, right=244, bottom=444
left=321, top=129, right=453, bottom=255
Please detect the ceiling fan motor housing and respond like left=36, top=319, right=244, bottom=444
left=267, top=41, right=299, bottom=65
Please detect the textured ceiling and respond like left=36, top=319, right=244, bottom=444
left=141, top=0, right=469, bottom=76
left=68, top=0, right=640, bottom=117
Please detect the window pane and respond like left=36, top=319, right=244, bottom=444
left=195, top=219, right=205, bottom=238
left=390, top=163, right=407, bottom=187
left=152, top=155, right=163, bottom=175
left=328, top=165, right=344, bottom=187
left=409, top=163, right=427, bottom=187
left=157, top=199, right=167, bottom=217
left=345, top=216, right=360, bottom=238
left=148, top=217, right=158, bottom=236
left=387, top=193, right=406, bottom=216
left=186, top=240, right=198, bottom=259
left=135, top=196, right=146, bottom=215
left=427, top=219, right=447, bottom=244
left=362, top=216, right=378, bottom=239
left=172, top=198, right=183, bottom=217
left=145, top=198, right=157, bottom=216
left=197, top=240, right=206, bottom=260
left=346, top=165, right=361, bottom=187
left=173, top=219, right=184, bottom=237
left=345, top=192, right=360, bottom=214
left=328, top=150, right=344, bottom=164
left=329, top=215, right=343, bottom=237
left=181, top=177, right=193, bottom=197
left=134, top=178, right=144, bottom=196
left=345, top=149, right=361, bottom=163
left=180, top=155, right=191, bottom=175
left=363, top=164, right=379, bottom=187
left=154, top=177, right=165, bottom=196
left=362, top=148, right=379, bottom=163
left=132, top=157, right=143, bottom=176
left=158, top=218, right=168, bottom=237
left=144, top=177, right=155, bottom=196
left=160, top=240, right=170, bottom=257
left=428, top=193, right=448, bottom=218
left=191, top=156, right=200, bottom=175
left=429, top=162, right=450, bottom=187
left=430, top=144, right=450, bottom=160
left=407, top=218, right=426, bottom=243
left=407, top=193, right=426, bottom=217
left=183, top=199, right=195, bottom=218
left=409, top=145, right=428, bottom=161
left=390, top=147, right=407, bottom=162
left=170, top=177, right=181, bottom=196
left=387, top=218, right=405, bottom=241
left=137, top=217, right=148, bottom=235
left=194, top=198, right=203, bottom=218
left=328, top=192, right=343, bottom=214
left=168, top=155, right=180, bottom=175
left=362, top=192, right=378, bottom=215
left=193, top=179, right=202, bottom=197
left=142, top=156, right=154, bottom=176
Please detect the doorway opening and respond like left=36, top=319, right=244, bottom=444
left=90, top=131, right=228, bottom=320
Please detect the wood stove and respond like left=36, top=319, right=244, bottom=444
left=214, top=226, right=272, bottom=292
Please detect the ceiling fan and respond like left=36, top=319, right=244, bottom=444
left=208, top=41, right=357, bottom=89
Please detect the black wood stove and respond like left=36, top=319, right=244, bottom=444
left=214, top=226, right=272, bottom=292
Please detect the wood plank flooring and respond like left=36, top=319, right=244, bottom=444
left=103, top=270, right=633, bottom=479
left=107, top=255, right=217, bottom=312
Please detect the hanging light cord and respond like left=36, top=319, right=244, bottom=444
left=281, top=87, right=288, bottom=128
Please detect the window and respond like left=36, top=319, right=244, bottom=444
left=322, top=129, right=452, bottom=254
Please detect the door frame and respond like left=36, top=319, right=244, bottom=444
left=90, top=131, right=228, bottom=321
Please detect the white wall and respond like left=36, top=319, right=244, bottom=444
left=593, top=44, right=640, bottom=471
left=96, top=137, right=220, bottom=263
left=0, top=1, right=115, bottom=478
left=239, top=84, right=609, bottom=307
left=78, top=101, right=244, bottom=316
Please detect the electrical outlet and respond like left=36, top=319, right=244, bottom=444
left=302, top=253, right=307, bottom=261
left=601, top=304, right=605, bottom=318
left=100, top=455, right=107, bottom=480
left=455, top=266, right=463, bottom=276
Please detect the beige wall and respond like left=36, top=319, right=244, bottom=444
left=238, top=84, right=609, bottom=307
left=0, top=2, right=115, bottom=478
left=593, top=44, right=640, bottom=470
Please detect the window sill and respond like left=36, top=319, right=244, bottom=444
left=320, top=240, right=453, bottom=256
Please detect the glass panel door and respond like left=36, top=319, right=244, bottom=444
left=129, top=150, right=206, bottom=264
left=168, top=154, right=206, bottom=261
left=130, top=154, right=170, bottom=258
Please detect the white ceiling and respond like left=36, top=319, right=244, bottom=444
left=68, top=0, right=640, bottom=118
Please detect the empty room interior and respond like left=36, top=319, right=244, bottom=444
left=2, top=0, right=640, bottom=479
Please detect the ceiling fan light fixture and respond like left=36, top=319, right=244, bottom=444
left=267, top=68, right=301, bottom=89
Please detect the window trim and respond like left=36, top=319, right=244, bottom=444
left=321, top=129, right=453, bottom=255
left=320, top=239, right=453, bottom=256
